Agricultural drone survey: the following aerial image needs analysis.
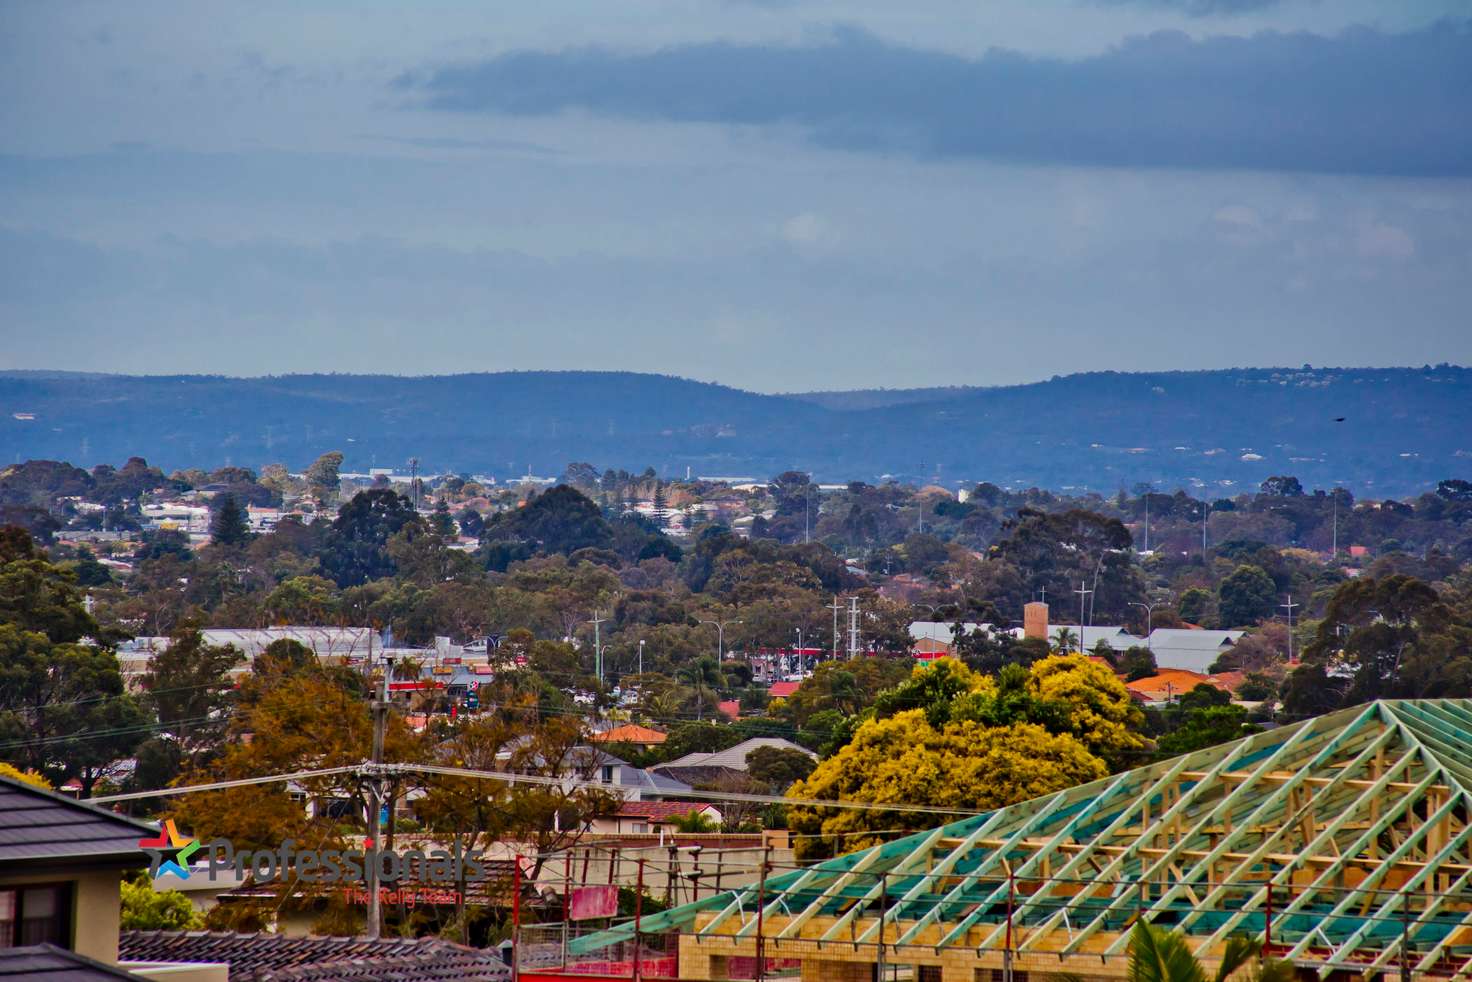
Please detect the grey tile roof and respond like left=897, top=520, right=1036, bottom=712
left=658, top=737, right=815, bottom=772
left=0, top=944, right=138, bottom=981
left=119, top=931, right=510, bottom=981
left=0, top=774, right=156, bottom=869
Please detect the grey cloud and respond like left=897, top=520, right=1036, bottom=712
left=357, top=134, right=562, bottom=155
left=1086, top=0, right=1286, bottom=16
left=404, top=22, right=1472, bottom=176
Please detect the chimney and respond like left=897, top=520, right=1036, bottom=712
left=1024, top=602, right=1049, bottom=641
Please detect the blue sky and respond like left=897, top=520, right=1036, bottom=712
left=1, top=1, right=1469, bottom=391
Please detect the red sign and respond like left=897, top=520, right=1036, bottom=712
left=569, top=884, right=618, bottom=920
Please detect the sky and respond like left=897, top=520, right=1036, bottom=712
left=1, top=1, right=1469, bottom=392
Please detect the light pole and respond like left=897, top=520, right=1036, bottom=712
left=1073, top=581, right=1093, bottom=656
left=1129, top=601, right=1162, bottom=648
left=1281, top=595, right=1299, bottom=665
left=1141, top=484, right=1151, bottom=553
left=638, top=639, right=645, bottom=677
left=587, top=611, right=608, bottom=686
left=699, top=618, right=742, bottom=660
left=1331, top=489, right=1340, bottom=560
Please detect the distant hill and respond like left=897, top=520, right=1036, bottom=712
left=1, top=367, right=1468, bottom=495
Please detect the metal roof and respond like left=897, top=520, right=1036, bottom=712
left=0, top=773, right=157, bottom=869
left=0, top=945, right=138, bottom=981
left=573, top=699, right=1472, bottom=977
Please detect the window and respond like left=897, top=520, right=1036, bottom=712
left=0, top=884, right=71, bottom=949
left=601, top=765, right=615, bottom=784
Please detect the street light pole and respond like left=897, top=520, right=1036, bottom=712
left=638, top=639, right=645, bottom=677
left=1073, top=581, right=1092, bottom=656
left=699, top=618, right=742, bottom=660
left=587, top=611, right=608, bottom=686
left=826, top=596, right=843, bottom=662
left=1129, top=601, right=1158, bottom=648
left=1281, top=595, right=1299, bottom=665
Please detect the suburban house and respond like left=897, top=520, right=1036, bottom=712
left=766, top=680, right=801, bottom=700
left=588, top=800, right=724, bottom=836
left=0, top=773, right=158, bottom=964
left=0, top=773, right=511, bottom=979
left=653, top=737, right=816, bottom=787
left=1124, top=669, right=1220, bottom=706
left=907, top=621, right=989, bottom=659
left=588, top=724, right=668, bottom=751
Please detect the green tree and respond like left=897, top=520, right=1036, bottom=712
left=252, top=638, right=317, bottom=679
left=1297, top=574, right=1472, bottom=707
left=670, top=809, right=719, bottom=832
left=263, top=575, right=338, bottom=622
left=209, top=493, right=251, bottom=546
left=1061, top=921, right=1292, bottom=982
left=322, top=488, right=421, bottom=586
left=1157, top=703, right=1257, bottom=756
left=305, top=450, right=345, bottom=505
left=1177, top=587, right=1213, bottom=625
left=1217, top=565, right=1278, bottom=627
left=1119, top=646, right=1158, bottom=681
left=480, top=485, right=614, bottom=570
left=143, top=624, right=243, bottom=759
left=745, top=745, right=816, bottom=792
left=0, top=624, right=149, bottom=794
left=121, top=873, right=204, bottom=929
left=0, top=525, right=99, bottom=643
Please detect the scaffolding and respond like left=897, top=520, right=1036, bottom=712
left=539, top=700, right=1472, bottom=980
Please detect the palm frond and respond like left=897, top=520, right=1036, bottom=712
left=1213, top=935, right=1258, bottom=982
left=1128, top=921, right=1208, bottom=982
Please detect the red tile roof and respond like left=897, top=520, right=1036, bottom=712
left=716, top=699, right=741, bottom=719
left=616, top=800, right=719, bottom=822
left=590, top=724, right=668, bottom=745
left=1125, top=669, right=1219, bottom=702
left=768, top=681, right=800, bottom=699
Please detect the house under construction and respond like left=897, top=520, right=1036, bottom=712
left=547, top=699, right=1472, bottom=981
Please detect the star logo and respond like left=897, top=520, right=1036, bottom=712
left=138, top=819, right=201, bottom=879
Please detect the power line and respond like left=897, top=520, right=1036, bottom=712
left=86, top=761, right=990, bottom=818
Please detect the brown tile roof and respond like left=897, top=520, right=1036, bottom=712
left=118, top=931, right=509, bottom=981
left=217, top=859, right=523, bottom=909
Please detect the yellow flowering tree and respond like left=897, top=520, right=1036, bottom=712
left=785, top=655, right=1149, bottom=859
left=787, top=709, right=1106, bottom=859
left=0, top=760, right=52, bottom=789
left=1025, top=654, right=1147, bottom=770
